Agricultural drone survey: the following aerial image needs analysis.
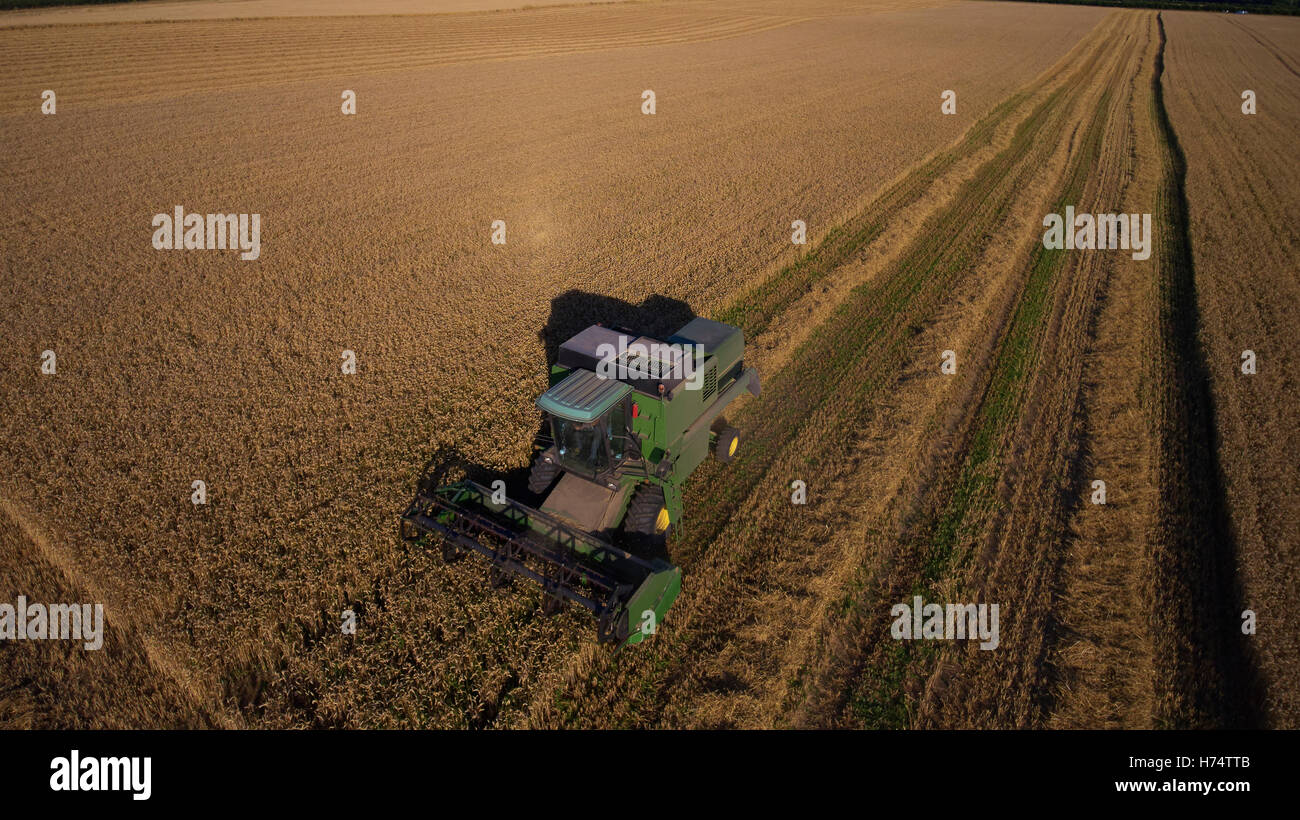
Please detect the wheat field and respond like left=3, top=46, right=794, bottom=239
left=1, top=0, right=1294, bottom=729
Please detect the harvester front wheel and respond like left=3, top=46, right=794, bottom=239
left=527, top=452, right=561, bottom=495
left=625, top=484, right=672, bottom=542
left=714, top=428, right=740, bottom=463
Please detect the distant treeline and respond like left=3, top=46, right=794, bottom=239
left=995, top=0, right=1300, bottom=14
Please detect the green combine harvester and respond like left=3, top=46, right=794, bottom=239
left=399, top=317, right=759, bottom=646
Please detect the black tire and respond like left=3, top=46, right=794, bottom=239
left=527, top=451, right=561, bottom=495
left=715, top=428, right=740, bottom=463
left=624, top=483, right=672, bottom=541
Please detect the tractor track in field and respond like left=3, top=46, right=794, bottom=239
left=802, top=10, right=1262, bottom=729
left=795, top=15, right=1138, bottom=729
left=1226, top=16, right=1300, bottom=79
left=679, top=17, right=1134, bottom=728
left=910, top=14, right=1155, bottom=728
left=0, top=494, right=224, bottom=728
left=1044, top=16, right=1160, bottom=726
left=521, top=11, right=1150, bottom=728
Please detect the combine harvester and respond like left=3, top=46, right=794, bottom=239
left=400, top=317, right=759, bottom=646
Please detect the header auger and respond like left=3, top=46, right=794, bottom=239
left=400, top=316, right=759, bottom=646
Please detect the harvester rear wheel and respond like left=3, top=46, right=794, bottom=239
left=527, top=452, right=561, bottom=495
left=714, top=428, right=740, bottom=463
left=625, top=484, right=672, bottom=543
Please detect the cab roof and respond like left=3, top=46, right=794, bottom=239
left=536, top=369, right=632, bottom=423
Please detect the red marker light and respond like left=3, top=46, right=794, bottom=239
left=632, top=403, right=639, bottom=418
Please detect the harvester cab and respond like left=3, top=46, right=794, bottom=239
left=400, top=316, right=759, bottom=646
